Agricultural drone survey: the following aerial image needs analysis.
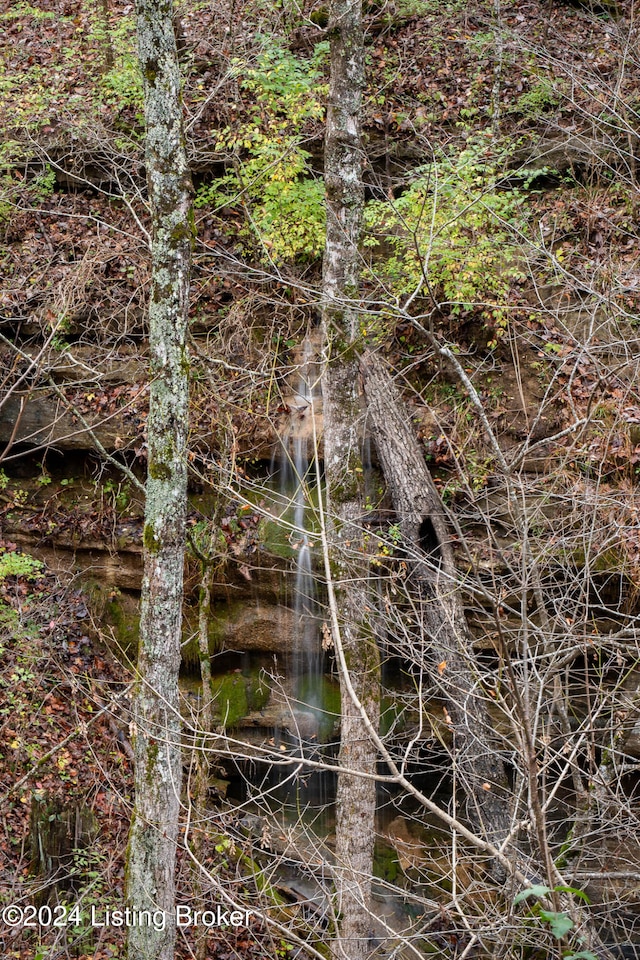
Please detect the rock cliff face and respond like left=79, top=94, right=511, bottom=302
left=4, top=0, right=640, bottom=953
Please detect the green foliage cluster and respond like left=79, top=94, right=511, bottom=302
left=58, top=847, right=115, bottom=952
left=514, top=884, right=598, bottom=958
left=0, top=549, right=43, bottom=582
left=384, top=0, right=468, bottom=16
left=95, top=16, right=144, bottom=116
left=514, top=79, right=561, bottom=119
left=364, top=138, right=528, bottom=331
left=197, top=39, right=328, bottom=262
left=2, top=2, right=56, bottom=18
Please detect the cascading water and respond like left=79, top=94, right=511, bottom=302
left=262, top=335, right=338, bottom=812
left=216, top=344, right=430, bottom=937
left=278, top=337, right=324, bottom=738
left=292, top=447, right=318, bottom=679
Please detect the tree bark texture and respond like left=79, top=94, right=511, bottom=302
left=322, top=3, right=380, bottom=959
left=360, top=351, right=513, bottom=855
left=126, top=2, right=193, bottom=958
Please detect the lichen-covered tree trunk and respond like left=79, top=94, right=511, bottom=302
left=360, top=351, right=512, bottom=858
left=125, top=2, right=193, bottom=958
left=321, top=3, right=380, bottom=959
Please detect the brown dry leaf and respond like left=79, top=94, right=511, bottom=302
left=321, top=622, right=334, bottom=650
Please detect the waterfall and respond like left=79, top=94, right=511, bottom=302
left=271, top=336, right=332, bottom=758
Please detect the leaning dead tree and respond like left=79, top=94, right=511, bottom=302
left=360, top=350, right=513, bottom=858
left=358, top=352, right=626, bottom=956
left=125, top=0, right=193, bottom=957
left=321, top=1, right=380, bottom=958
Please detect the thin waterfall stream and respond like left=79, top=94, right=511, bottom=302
left=232, top=339, right=424, bottom=939
left=275, top=336, right=330, bottom=755
left=181, top=335, right=437, bottom=942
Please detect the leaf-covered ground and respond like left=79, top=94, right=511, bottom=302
left=0, top=551, right=133, bottom=959
left=0, top=553, right=273, bottom=959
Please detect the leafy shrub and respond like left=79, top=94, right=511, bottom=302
left=514, top=80, right=561, bottom=119
left=383, top=0, right=468, bottom=15
left=254, top=177, right=325, bottom=261
left=0, top=2, right=57, bottom=19
left=363, top=138, right=528, bottom=329
left=197, top=39, right=328, bottom=261
left=98, top=16, right=144, bottom=115
left=513, top=884, right=598, bottom=958
left=0, top=550, right=43, bottom=582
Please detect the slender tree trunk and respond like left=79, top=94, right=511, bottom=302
left=125, top=2, right=193, bottom=958
left=322, top=3, right=380, bottom=959
left=194, top=563, right=214, bottom=960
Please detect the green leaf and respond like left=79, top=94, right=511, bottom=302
left=514, top=884, right=551, bottom=905
left=538, top=909, right=574, bottom=939
left=553, top=884, right=591, bottom=904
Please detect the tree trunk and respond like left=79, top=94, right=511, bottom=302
left=360, top=350, right=512, bottom=855
left=29, top=796, right=98, bottom=904
left=322, top=2, right=380, bottom=959
left=125, top=1, right=193, bottom=958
